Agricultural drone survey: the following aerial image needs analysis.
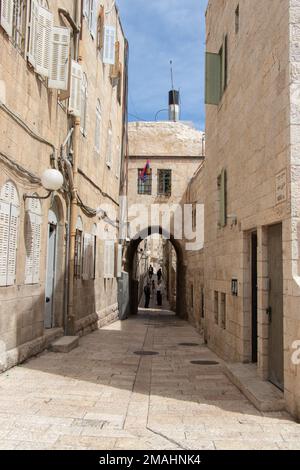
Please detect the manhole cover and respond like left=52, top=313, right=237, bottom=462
left=134, top=351, right=159, bottom=356
left=179, top=343, right=200, bottom=347
left=190, top=360, right=219, bottom=365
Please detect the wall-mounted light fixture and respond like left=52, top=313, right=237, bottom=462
left=23, top=169, right=64, bottom=201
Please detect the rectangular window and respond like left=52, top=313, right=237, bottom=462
left=192, top=203, right=197, bottom=231
left=205, top=35, right=228, bottom=105
left=158, top=169, right=172, bottom=196
left=74, top=229, right=83, bottom=279
left=235, top=4, right=240, bottom=34
left=220, top=293, right=226, bottom=329
left=104, top=240, right=115, bottom=279
left=138, top=169, right=152, bottom=195
left=214, top=291, right=219, bottom=325
left=201, top=287, right=205, bottom=318
left=217, top=168, right=227, bottom=228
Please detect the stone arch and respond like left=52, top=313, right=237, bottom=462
left=125, top=225, right=187, bottom=318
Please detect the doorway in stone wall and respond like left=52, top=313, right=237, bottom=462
left=251, top=232, right=258, bottom=363
left=267, top=223, right=284, bottom=391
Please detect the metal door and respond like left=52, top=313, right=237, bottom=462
left=45, top=209, right=58, bottom=328
left=268, top=223, right=284, bottom=390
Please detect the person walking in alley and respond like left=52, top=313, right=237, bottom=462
left=157, top=268, right=162, bottom=281
left=156, top=280, right=163, bottom=307
left=148, top=265, right=154, bottom=279
left=144, top=282, right=151, bottom=308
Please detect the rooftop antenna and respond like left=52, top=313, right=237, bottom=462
left=169, top=60, right=180, bottom=122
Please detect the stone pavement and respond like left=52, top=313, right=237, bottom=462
left=0, top=309, right=299, bottom=450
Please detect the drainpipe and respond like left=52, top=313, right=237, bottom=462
left=66, top=2, right=82, bottom=335
left=66, top=117, right=80, bottom=335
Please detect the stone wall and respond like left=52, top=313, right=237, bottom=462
left=183, top=0, right=300, bottom=419
left=0, top=1, right=125, bottom=370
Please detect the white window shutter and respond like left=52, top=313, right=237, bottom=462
left=106, top=127, right=112, bottom=167
left=83, top=0, right=89, bottom=18
left=104, top=240, right=114, bottom=279
left=90, top=235, right=96, bottom=279
left=28, top=0, right=39, bottom=67
left=24, top=212, right=34, bottom=284
left=0, top=201, right=10, bottom=286
left=7, top=204, right=19, bottom=286
left=91, top=0, right=100, bottom=38
left=0, top=0, right=13, bottom=36
left=32, top=214, right=41, bottom=284
left=82, top=233, right=91, bottom=281
left=103, top=26, right=116, bottom=65
left=69, top=60, right=82, bottom=117
left=95, top=104, right=101, bottom=153
left=117, top=244, right=122, bottom=278
left=34, top=5, right=53, bottom=77
left=49, top=26, right=70, bottom=90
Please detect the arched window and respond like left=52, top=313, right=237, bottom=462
left=106, top=122, right=113, bottom=168
left=0, top=181, right=20, bottom=286
left=95, top=99, right=102, bottom=154
left=80, top=73, right=88, bottom=136
left=24, top=196, right=42, bottom=284
left=74, top=216, right=83, bottom=279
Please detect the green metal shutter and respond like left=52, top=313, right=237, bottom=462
left=205, top=52, right=221, bottom=105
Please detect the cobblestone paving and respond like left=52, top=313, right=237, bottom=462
left=0, top=309, right=299, bottom=450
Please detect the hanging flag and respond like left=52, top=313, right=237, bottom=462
left=140, top=160, right=151, bottom=182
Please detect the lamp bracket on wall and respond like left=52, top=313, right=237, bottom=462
left=23, top=191, right=52, bottom=202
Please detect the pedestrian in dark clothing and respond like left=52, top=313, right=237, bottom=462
left=156, top=281, right=163, bottom=306
left=144, top=283, right=151, bottom=308
left=157, top=268, right=162, bottom=281
left=148, top=265, right=154, bottom=279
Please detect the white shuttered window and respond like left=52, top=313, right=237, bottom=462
left=28, top=0, right=39, bottom=67
left=82, top=233, right=96, bottom=280
left=48, top=26, right=70, bottom=90
left=24, top=198, right=42, bottom=285
left=106, top=123, right=112, bottom=168
left=103, top=25, right=116, bottom=65
left=28, top=2, right=53, bottom=76
left=69, top=60, right=82, bottom=117
left=104, top=240, right=115, bottom=279
left=34, top=4, right=53, bottom=76
left=0, top=0, right=14, bottom=36
left=95, top=99, right=101, bottom=153
left=0, top=181, right=19, bottom=287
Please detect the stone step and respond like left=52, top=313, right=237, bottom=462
left=50, top=336, right=79, bottom=353
left=224, top=363, right=286, bottom=412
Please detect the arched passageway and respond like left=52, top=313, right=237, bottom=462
left=125, top=226, right=187, bottom=319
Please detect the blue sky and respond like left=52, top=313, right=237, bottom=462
left=117, top=0, right=207, bottom=130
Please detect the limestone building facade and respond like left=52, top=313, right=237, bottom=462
left=182, top=0, right=300, bottom=420
left=0, top=0, right=127, bottom=370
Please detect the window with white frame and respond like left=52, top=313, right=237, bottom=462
left=74, top=216, right=83, bottom=279
left=95, top=99, right=102, bottom=153
left=83, top=0, right=97, bottom=38
left=106, top=122, right=112, bottom=168
left=82, top=224, right=97, bottom=281
left=24, top=196, right=42, bottom=285
left=80, top=72, right=88, bottom=136
left=104, top=240, right=115, bottom=279
left=0, top=181, right=20, bottom=287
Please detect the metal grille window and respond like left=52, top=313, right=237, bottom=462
left=158, top=169, right=172, bottom=196
left=137, top=169, right=152, bottom=195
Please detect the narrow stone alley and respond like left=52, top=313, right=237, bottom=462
left=0, top=309, right=299, bottom=451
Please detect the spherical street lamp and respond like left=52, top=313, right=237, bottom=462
left=41, top=169, right=64, bottom=191
left=23, top=168, right=64, bottom=202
